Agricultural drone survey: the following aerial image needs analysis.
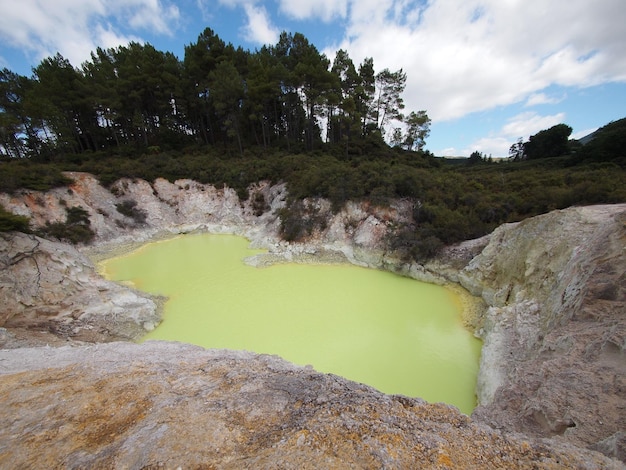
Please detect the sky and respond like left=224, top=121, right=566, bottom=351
left=0, top=0, right=625, bottom=158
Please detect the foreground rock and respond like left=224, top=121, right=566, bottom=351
left=458, top=205, right=626, bottom=461
left=0, top=341, right=620, bottom=469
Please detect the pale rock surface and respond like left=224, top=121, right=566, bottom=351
left=0, top=341, right=621, bottom=469
left=461, top=205, right=626, bottom=461
left=0, top=232, right=159, bottom=346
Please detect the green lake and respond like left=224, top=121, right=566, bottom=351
left=100, top=233, right=482, bottom=414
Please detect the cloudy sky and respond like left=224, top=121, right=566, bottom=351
left=1, top=0, right=625, bottom=157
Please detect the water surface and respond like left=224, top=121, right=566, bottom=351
left=101, top=233, right=481, bottom=414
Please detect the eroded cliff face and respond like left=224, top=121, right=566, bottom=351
left=461, top=205, right=626, bottom=461
left=0, top=172, right=286, bottom=246
left=1, top=172, right=625, bottom=465
left=0, top=172, right=414, bottom=264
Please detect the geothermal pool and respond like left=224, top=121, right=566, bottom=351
left=101, top=233, right=481, bottom=414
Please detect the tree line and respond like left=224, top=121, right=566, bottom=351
left=0, top=28, right=430, bottom=160
left=1, top=116, right=624, bottom=258
left=506, top=119, right=626, bottom=165
left=507, top=124, right=573, bottom=161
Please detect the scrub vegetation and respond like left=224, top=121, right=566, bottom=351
left=0, top=205, right=30, bottom=233
left=115, top=200, right=147, bottom=226
left=0, top=27, right=625, bottom=259
left=37, top=206, right=95, bottom=244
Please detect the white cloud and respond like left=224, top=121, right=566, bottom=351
left=242, top=4, right=280, bottom=45
left=126, top=1, right=180, bottom=35
left=94, top=23, right=142, bottom=53
left=0, top=0, right=180, bottom=68
left=217, top=0, right=251, bottom=6
left=333, top=0, right=626, bottom=122
left=278, top=0, right=349, bottom=22
left=215, top=0, right=280, bottom=45
left=525, top=93, right=564, bottom=107
left=439, top=147, right=462, bottom=157
left=501, top=112, right=566, bottom=140
left=462, top=112, right=567, bottom=158
left=461, top=136, right=511, bottom=158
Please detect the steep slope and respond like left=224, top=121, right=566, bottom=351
left=459, top=205, right=626, bottom=460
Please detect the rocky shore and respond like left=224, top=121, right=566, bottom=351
left=1, top=172, right=624, bottom=467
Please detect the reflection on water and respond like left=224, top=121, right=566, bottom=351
left=101, top=233, right=482, bottom=414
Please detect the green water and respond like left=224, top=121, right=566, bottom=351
left=101, top=233, right=482, bottom=414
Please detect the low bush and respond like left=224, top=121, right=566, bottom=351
left=115, top=200, right=147, bottom=225
left=277, top=200, right=327, bottom=242
left=0, top=161, right=72, bottom=193
left=0, top=206, right=30, bottom=233
left=251, top=191, right=269, bottom=216
left=38, top=206, right=95, bottom=244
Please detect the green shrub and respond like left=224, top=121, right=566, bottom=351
left=251, top=191, right=269, bottom=216
left=115, top=200, right=147, bottom=225
left=411, top=235, right=444, bottom=260
left=38, top=206, right=95, bottom=244
left=0, top=206, right=30, bottom=233
left=42, top=221, right=95, bottom=244
left=0, top=161, right=72, bottom=193
left=278, top=200, right=327, bottom=242
left=389, top=225, right=444, bottom=261
left=65, top=206, right=91, bottom=225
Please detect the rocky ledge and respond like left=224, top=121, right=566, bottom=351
left=0, top=341, right=621, bottom=469
left=0, top=232, right=159, bottom=346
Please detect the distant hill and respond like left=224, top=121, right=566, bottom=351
left=572, top=117, right=626, bottom=164
left=576, top=130, right=599, bottom=146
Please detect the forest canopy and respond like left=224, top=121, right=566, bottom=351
left=0, top=28, right=429, bottom=159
